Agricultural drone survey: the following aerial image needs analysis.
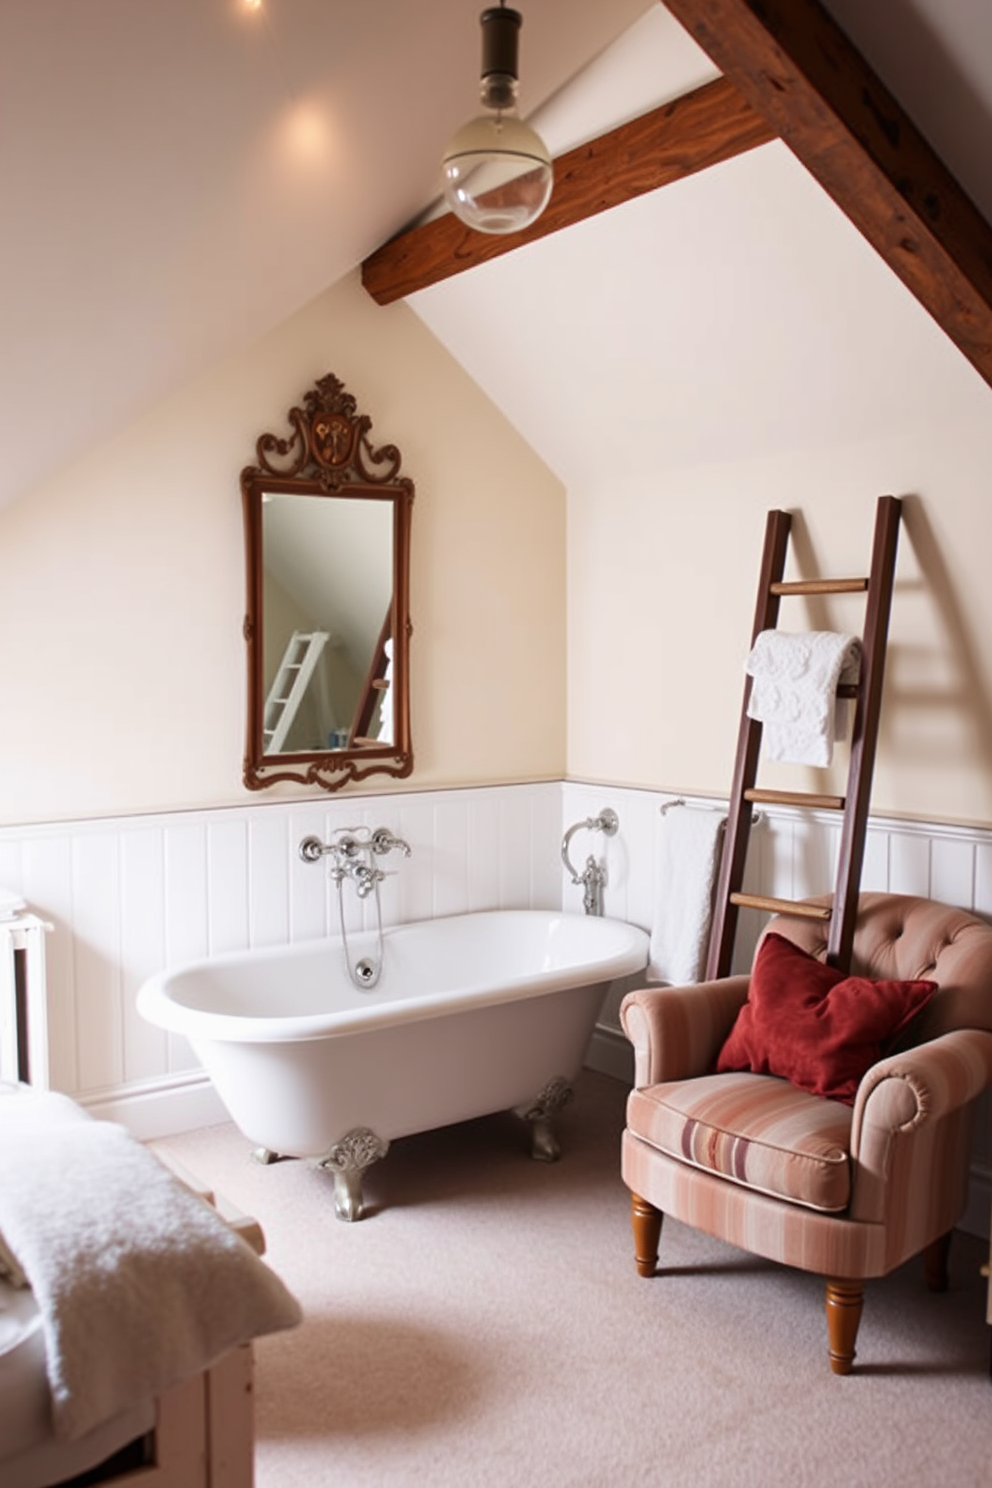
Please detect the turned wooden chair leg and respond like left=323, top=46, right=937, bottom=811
left=825, top=1279, right=864, bottom=1375
left=923, top=1231, right=952, bottom=1292
left=631, top=1192, right=663, bottom=1277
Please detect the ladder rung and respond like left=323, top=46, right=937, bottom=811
left=730, top=892, right=833, bottom=920
left=745, top=788, right=846, bottom=811
left=371, top=679, right=390, bottom=691
left=769, top=578, right=869, bottom=595
left=836, top=682, right=859, bottom=698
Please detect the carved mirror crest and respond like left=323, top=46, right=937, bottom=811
left=242, top=374, right=413, bottom=792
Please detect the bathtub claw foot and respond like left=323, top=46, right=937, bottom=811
left=515, top=1077, right=574, bottom=1163
left=313, top=1128, right=390, bottom=1221
left=251, top=1146, right=281, bottom=1165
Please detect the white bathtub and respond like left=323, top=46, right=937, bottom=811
left=137, top=909, right=648, bottom=1219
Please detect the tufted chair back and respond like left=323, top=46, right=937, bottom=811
left=758, top=892, right=992, bottom=1046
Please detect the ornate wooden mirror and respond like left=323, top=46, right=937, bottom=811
left=241, top=374, right=413, bottom=791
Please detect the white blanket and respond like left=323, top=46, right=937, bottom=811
left=648, top=806, right=726, bottom=985
left=745, top=630, right=861, bottom=766
left=0, top=1085, right=301, bottom=1442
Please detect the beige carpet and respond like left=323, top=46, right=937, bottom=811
left=152, top=1071, right=992, bottom=1488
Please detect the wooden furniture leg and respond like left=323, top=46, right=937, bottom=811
left=923, top=1231, right=952, bottom=1292
left=631, top=1192, right=663, bottom=1277
left=982, top=1240, right=990, bottom=1379
left=825, top=1279, right=864, bottom=1375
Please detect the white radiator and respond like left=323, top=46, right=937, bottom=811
left=0, top=913, right=53, bottom=1087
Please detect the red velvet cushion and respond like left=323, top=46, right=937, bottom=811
left=716, top=932, right=938, bottom=1104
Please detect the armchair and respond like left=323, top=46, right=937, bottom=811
left=620, top=893, right=992, bottom=1373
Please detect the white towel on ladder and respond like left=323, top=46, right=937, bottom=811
left=745, top=630, right=862, bottom=767
left=648, top=806, right=726, bottom=985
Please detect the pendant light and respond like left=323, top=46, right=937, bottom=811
left=441, top=5, right=553, bottom=235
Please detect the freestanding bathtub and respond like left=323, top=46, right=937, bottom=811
left=137, top=909, right=648, bottom=1219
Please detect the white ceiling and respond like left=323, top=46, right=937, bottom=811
left=0, top=0, right=650, bottom=512
left=4, top=1, right=992, bottom=512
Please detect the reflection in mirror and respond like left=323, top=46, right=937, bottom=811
left=262, top=494, right=393, bottom=752
left=242, top=374, right=413, bottom=792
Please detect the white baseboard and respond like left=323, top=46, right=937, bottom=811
left=79, top=1072, right=228, bottom=1141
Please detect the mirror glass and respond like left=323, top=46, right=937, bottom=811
left=262, top=492, right=394, bottom=752
left=242, top=375, right=413, bottom=792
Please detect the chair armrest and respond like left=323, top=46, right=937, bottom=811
left=848, top=1027, right=992, bottom=1234
left=851, top=1027, right=992, bottom=1151
left=620, top=976, right=750, bottom=1087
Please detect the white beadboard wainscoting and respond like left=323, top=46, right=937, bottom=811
left=0, top=778, right=988, bottom=1234
left=0, top=783, right=562, bottom=1133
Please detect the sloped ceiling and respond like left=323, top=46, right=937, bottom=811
left=823, top=0, right=992, bottom=228
left=0, top=0, right=650, bottom=512
left=407, top=2, right=992, bottom=489
left=4, top=1, right=992, bottom=512
left=410, top=141, right=992, bottom=491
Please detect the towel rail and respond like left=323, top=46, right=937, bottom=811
left=661, top=797, right=762, bottom=825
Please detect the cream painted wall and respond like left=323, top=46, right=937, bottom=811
left=568, top=415, right=992, bottom=827
left=0, top=272, right=566, bottom=825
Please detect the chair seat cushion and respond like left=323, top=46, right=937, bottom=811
left=627, top=1071, right=854, bottom=1212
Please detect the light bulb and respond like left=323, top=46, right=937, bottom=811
left=441, top=6, right=553, bottom=236
left=442, top=113, right=552, bottom=235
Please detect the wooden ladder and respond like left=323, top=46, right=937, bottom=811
left=705, top=495, right=902, bottom=980
left=263, top=630, right=329, bottom=754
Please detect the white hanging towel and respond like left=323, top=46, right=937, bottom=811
left=648, top=806, right=726, bottom=985
left=745, top=630, right=862, bottom=767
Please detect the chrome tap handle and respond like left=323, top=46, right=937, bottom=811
left=581, top=856, right=606, bottom=916
left=353, top=863, right=383, bottom=897
left=299, top=835, right=328, bottom=863
left=370, top=828, right=412, bottom=857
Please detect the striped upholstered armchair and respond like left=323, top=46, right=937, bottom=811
left=620, top=893, right=992, bottom=1373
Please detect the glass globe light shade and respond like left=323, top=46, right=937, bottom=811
left=441, top=112, right=553, bottom=235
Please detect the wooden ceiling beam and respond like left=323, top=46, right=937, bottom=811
left=662, top=0, right=992, bottom=389
left=361, top=76, right=775, bottom=305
